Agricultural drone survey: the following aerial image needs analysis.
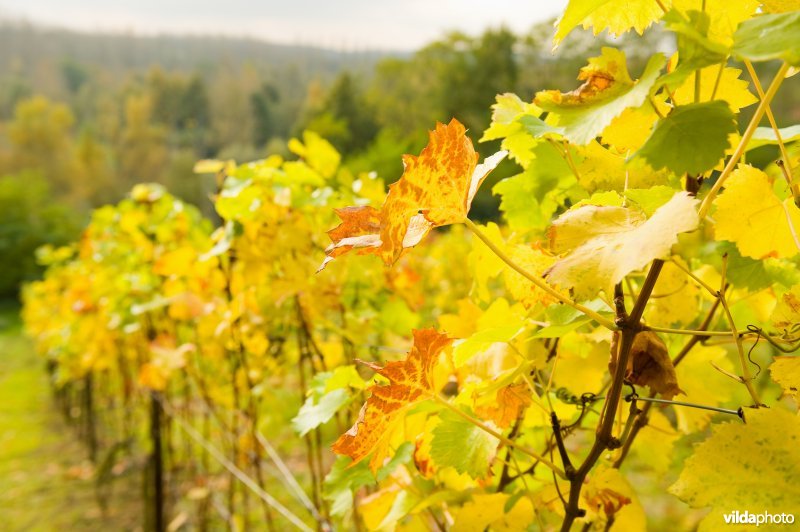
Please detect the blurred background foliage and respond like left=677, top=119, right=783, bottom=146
left=0, top=18, right=794, bottom=298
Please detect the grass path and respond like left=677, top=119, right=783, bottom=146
left=0, top=310, right=140, bottom=531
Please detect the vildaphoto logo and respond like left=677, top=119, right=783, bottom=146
left=724, top=511, right=795, bottom=526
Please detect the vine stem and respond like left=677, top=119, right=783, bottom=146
left=698, top=61, right=790, bottom=219
left=560, top=260, right=664, bottom=531
left=719, top=256, right=762, bottom=406
left=463, top=218, right=617, bottom=330
left=431, top=395, right=567, bottom=479
left=744, top=59, right=796, bottom=197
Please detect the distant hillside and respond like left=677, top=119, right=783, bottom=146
left=0, top=20, right=398, bottom=80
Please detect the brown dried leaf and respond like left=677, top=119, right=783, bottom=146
left=610, top=331, right=682, bottom=399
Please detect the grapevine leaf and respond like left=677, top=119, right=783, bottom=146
left=429, top=407, right=499, bottom=479
left=611, top=331, right=682, bottom=399
left=288, top=130, right=341, bottom=179
left=292, top=389, right=351, bottom=437
left=634, top=101, right=736, bottom=175
left=673, top=0, right=760, bottom=45
left=748, top=124, right=800, bottom=151
left=718, top=242, right=800, bottom=291
left=553, top=0, right=665, bottom=47
left=320, top=120, right=506, bottom=269
left=322, top=443, right=414, bottom=517
left=452, top=298, right=526, bottom=367
left=475, top=383, right=533, bottom=429
left=535, top=48, right=666, bottom=145
left=732, top=11, right=800, bottom=65
left=770, top=356, right=800, bottom=399
left=674, top=344, right=739, bottom=433
left=545, top=192, right=699, bottom=300
left=600, top=101, right=665, bottom=152
left=645, top=257, right=700, bottom=326
left=658, top=10, right=729, bottom=91
left=451, top=493, right=534, bottom=532
left=714, top=165, right=800, bottom=259
left=583, top=467, right=645, bottom=529
left=379, top=120, right=505, bottom=264
left=670, top=408, right=800, bottom=527
left=323, top=457, right=375, bottom=517
left=492, top=142, right=577, bottom=232
left=575, top=141, right=665, bottom=192
left=503, top=244, right=560, bottom=309
left=623, top=186, right=680, bottom=216
left=771, top=284, right=800, bottom=329
left=318, top=206, right=382, bottom=270
left=672, top=67, right=757, bottom=112
left=332, top=328, right=452, bottom=472
left=761, top=0, right=800, bottom=12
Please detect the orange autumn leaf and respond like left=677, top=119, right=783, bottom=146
left=332, top=328, right=453, bottom=472
left=476, top=383, right=532, bottom=429
left=318, top=206, right=382, bottom=270
left=319, top=119, right=506, bottom=269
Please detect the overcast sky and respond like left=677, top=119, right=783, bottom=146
left=0, top=0, right=568, bottom=50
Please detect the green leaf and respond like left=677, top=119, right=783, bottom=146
left=635, top=101, right=736, bottom=175
left=624, top=186, right=681, bottom=216
left=430, top=407, right=498, bottom=479
left=719, top=242, right=800, bottom=292
left=492, top=142, right=579, bottom=232
left=323, top=456, right=375, bottom=517
left=535, top=49, right=666, bottom=145
left=291, top=388, right=350, bottom=437
left=748, top=125, right=800, bottom=151
left=375, top=442, right=414, bottom=482
left=670, top=408, right=800, bottom=528
left=322, top=442, right=414, bottom=517
left=518, top=115, right=564, bottom=138
left=733, top=11, right=800, bottom=65
left=658, top=10, right=729, bottom=90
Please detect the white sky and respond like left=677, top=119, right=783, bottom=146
left=0, top=0, right=569, bottom=50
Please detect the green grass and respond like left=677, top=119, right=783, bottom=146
left=0, top=307, right=140, bottom=531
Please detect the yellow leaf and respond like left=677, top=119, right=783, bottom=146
left=674, top=344, right=738, bottom=433
left=761, top=0, right=800, bottom=12
left=553, top=0, right=664, bottom=47
left=153, top=247, right=197, bottom=277
left=582, top=467, right=646, bottom=531
left=451, top=493, right=534, bottom=532
left=288, top=130, right=341, bottom=179
left=714, top=165, right=800, bottom=259
left=770, top=356, right=800, bottom=398
left=673, top=66, right=757, bottom=112
left=575, top=140, right=665, bottom=192
left=438, top=299, right=482, bottom=339
left=673, top=0, right=760, bottom=46
left=545, top=192, right=699, bottom=299
left=600, top=103, right=660, bottom=152
left=332, top=328, right=452, bottom=472
left=646, top=257, right=700, bottom=326
left=771, top=284, right=800, bottom=329
left=503, top=243, right=560, bottom=308
left=628, top=409, right=680, bottom=474
left=670, top=408, right=800, bottom=529
left=475, top=383, right=533, bottom=429
left=468, top=222, right=506, bottom=302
